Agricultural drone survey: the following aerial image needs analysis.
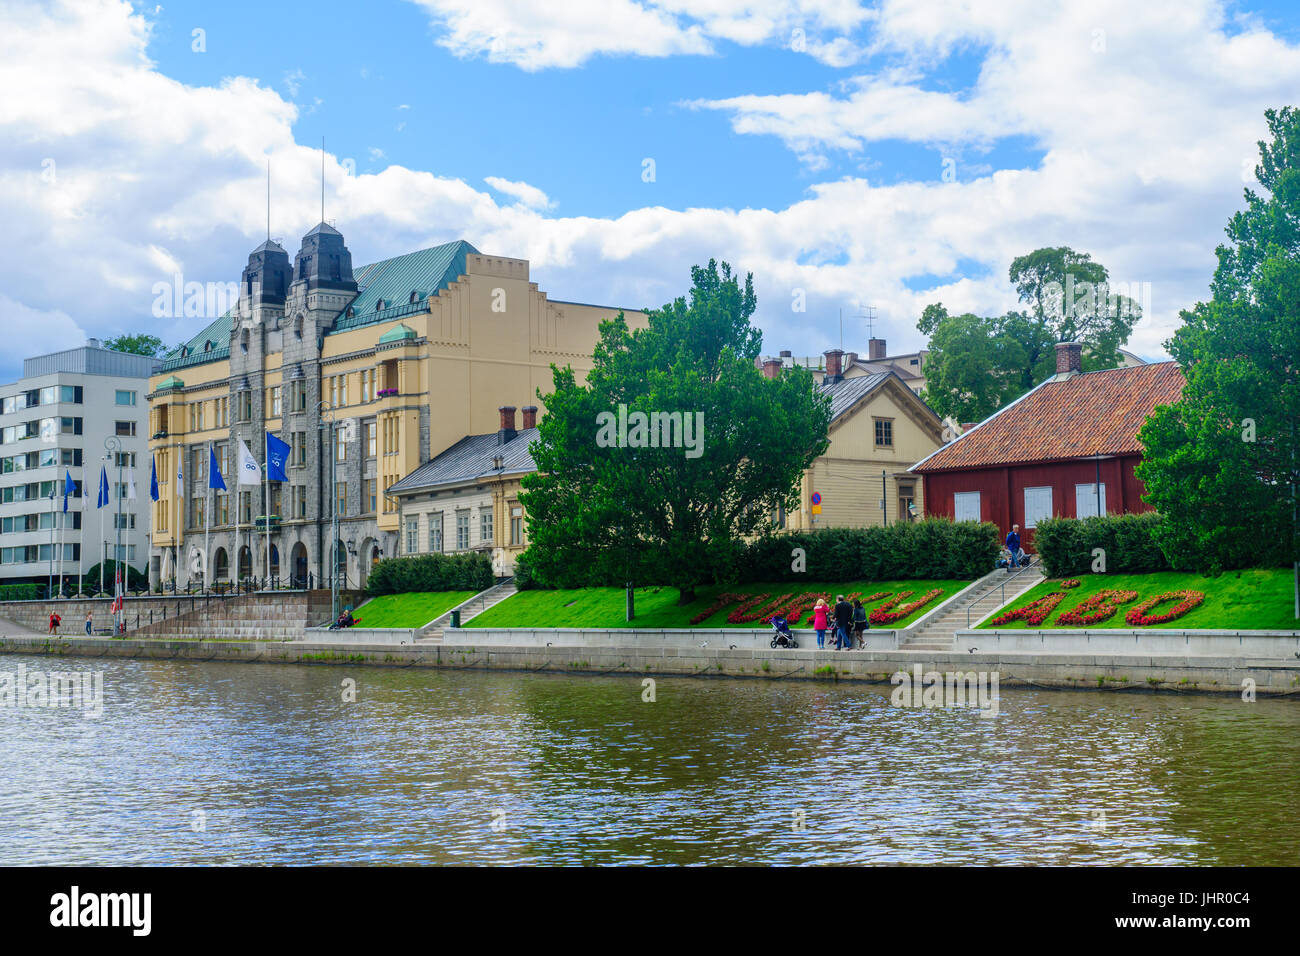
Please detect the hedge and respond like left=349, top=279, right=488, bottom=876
left=84, top=561, right=149, bottom=592
left=365, top=552, right=495, bottom=595
left=0, top=583, right=43, bottom=601
left=1032, top=513, right=1172, bottom=577
left=517, top=519, right=1001, bottom=589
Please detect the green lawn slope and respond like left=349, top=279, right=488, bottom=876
left=465, top=579, right=971, bottom=630
left=976, top=569, right=1299, bottom=631
left=353, top=591, right=479, bottom=628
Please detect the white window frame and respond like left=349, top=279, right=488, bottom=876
left=953, top=491, right=981, bottom=523
left=1023, top=486, right=1053, bottom=529
left=1075, top=482, right=1107, bottom=519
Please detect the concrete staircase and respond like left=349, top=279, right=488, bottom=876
left=417, top=579, right=517, bottom=644
left=130, top=590, right=361, bottom=642
left=899, top=565, right=1046, bottom=650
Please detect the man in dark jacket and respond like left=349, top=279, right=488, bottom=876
left=833, top=595, right=853, bottom=650
left=1005, top=524, right=1023, bottom=572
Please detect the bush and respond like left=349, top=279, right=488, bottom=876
left=365, top=552, right=494, bottom=595
left=83, top=561, right=149, bottom=592
left=516, top=518, right=1001, bottom=589
left=0, top=583, right=44, bottom=601
left=1033, top=513, right=1172, bottom=577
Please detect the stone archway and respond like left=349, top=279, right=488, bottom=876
left=238, top=546, right=252, bottom=581
left=358, top=536, right=378, bottom=585
left=214, top=547, right=229, bottom=581
left=291, top=541, right=309, bottom=588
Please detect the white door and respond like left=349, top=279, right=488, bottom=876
left=1075, top=483, right=1107, bottom=518
left=1023, top=486, right=1053, bottom=528
left=953, top=491, right=981, bottom=522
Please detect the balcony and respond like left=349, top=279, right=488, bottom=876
left=253, top=515, right=282, bottom=530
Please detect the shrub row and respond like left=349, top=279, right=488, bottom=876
left=365, top=552, right=495, bottom=595
left=517, top=519, right=1001, bottom=589
left=0, top=583, right=43, bottom=601
left=1032, top=513, right=1172, bottom=577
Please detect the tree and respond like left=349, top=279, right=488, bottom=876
left=104, top=333, right=167, bottom=356
left=1136, top=107, right=1300, bottom=586
left=519, top=260, right=832, bottom=604
left=918, top=247, right=1141, bottom=421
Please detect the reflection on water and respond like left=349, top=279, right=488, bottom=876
left=1, top=653, right=1297, bottom=865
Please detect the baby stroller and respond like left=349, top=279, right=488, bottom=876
left=769, top=616, right=798, bottom=648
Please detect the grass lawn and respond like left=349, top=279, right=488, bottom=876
left=466, top=579, right=972, bottom=630
left=976, top=569, right=1300, bottom=631
left=353, top=591, right=479, bottom=628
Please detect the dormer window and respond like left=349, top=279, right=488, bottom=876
left=375, top=299, right=385, bottom=312
left=409, top=291, right=420, bottom=305
left=346, top=307, right=355, bottom=318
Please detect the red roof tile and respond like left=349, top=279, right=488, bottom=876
left=913, top=362, right=1185, bottom=472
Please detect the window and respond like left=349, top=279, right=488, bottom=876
left=238, top=391, right=252, bottom=422
left=361, top=369, right=373, bottom=403
left=456, top=512, right=470, bottom=550
left=1023, top=486, right=1053, bottom=529
left=336, top=427, right=347, bottom=462
left=873, top=418, right=894, bottom=448
left=365, top=420, right=377, bottom=458
left=336, top=481, right=347, bottom=516
left=217, top=492, right=229, bottom=526
left=898, top=483, right=916, bottom=522
left=294, top=486, right=306, bottom=518
left=909, top=358, right=919, bottom=366
left=294, top=431, right=307, bottom=467
left=271, top=386, right=282, bottom=418
left=114, top=513, right=137, bottom=530
left=114, top=452, right=136, bottom=468
left=365, top=478, right=376, bottom=514
left=405, top=516, right=419, bottom=554
left=429, top=513, right=443, bottom=552
left=1075, top=483, right=1107, bottom=519
left=339, top=374, right=348, bottom=406
left=510, top=506, right=523, bottom=546
left=953, top=491, right=981, bottom=522
left=294, top=381, right=307, bottom=411
left=39, top=448, right=56, bottom=467
left=480, top=507, right=493, bottom=545
left=115, top=390, right=136, bottom=406
left=62, top=385, right=82, bottom=403
left=214, top=396, right=229, bottom=427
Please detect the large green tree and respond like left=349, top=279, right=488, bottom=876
left=519, top=260, right=831, bottom=603
left=919, top=247, right=1141, bottom=421
left=1136, top=107, right=1300, bottom=582
left=104, top=333, right=168, bottom=356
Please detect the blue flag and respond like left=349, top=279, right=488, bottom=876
left=150, top=456, right=159, bottom=502
left=96, top=465, right=109, bottom=509
left=265, top=432, right=290, bottom=482
left=209, top=445, right=227, bottom=491
left=62, top=469, right=74, bottom=513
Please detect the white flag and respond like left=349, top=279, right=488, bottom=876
left=237, top=439, right=261, bottom=485
left=127, top=466, right=137, bottom=501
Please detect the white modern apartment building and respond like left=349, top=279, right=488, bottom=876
left=0, top=340, right=159, bottom=590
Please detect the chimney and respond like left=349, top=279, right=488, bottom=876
left=868, top=337, right=886, bottom=360
left=823, top=348, right=844, bottom=385
left=521, top=405, right=537, bottom=429
left=762, top=358, right=782, bottom=380
left=87, top=338, right=101, bottom=350
left=497, top=405, right=517, bottom=444
left=1055, top=341, right=1083, bottom=378
left=779, top=349, right=792, bottom=359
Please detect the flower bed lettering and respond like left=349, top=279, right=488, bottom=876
left=1124, top=590, right=1206, bottom=626
left=989, top=591, right=1066, bottom=627
left=1056, top=589, right=1138, bottom=626
left=869, top=588, right=943, bottom=626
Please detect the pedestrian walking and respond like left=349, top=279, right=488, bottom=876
left=1005, top=524, right=1023, bottom=572
left=852, top=599, right=868, bottom=648
left=812, top=598, right=829, bottom=649
left=84, top=610, right=93, bottom=635
left=48, top=610, right=61, bottom=634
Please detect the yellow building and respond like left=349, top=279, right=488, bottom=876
left=146, top=223, right=643, bottom=589
left=760, top=349, right=945, bottom=530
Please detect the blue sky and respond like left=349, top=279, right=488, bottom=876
left=3, top=0, right=1300, bottom=380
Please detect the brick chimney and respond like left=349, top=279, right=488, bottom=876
left=1055, top=341, right=1083, bottom=377
left=521, top=405, right=537, bottom=429
left=762, top=358, right=782, bottom=380
left=868, top=337, right=886, bottom=360
left=498, top=405, right=517, bottom=444
left=824, top=348, right=844, bottom=381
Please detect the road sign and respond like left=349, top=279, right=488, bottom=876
left=811, top=492, right=822, bottom=505
left=811, top=504, right=822, bottom=515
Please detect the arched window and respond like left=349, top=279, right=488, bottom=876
left=375, top=299, right=385, bottom=312
left=240, top=329, right=250, bottom=353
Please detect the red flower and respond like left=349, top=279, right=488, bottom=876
left=989, top=591, right=1065, bottom=627
left=1058, top=579, right=1081, bottom=589
left=868, top=588, right=943, bottom=625
left=1124, top=590, right=1205, bottom=626
left=1055, top=589, right=1138, bottom=626
left=690, top=592, right=745, bottom=625
left=725, top=593, right=773, bottom=624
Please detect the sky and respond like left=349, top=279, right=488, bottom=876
left=3, top=0, right=1300, bottom=382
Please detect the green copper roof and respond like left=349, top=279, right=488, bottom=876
left=378, top=322, right=417, bottom=344
left=159, top=239, right=480, bottom=373
left=331, top=239, right=478, bottom=335
left=156, top=375, right=185, bottom=390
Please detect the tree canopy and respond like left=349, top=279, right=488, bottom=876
left=519, top=260, right=831, bottom=603
left=918, top=246, right=1141, bottom=421
left=1136, top=107, right=1300, bottom=575
left=103, top=333, right=168, bottom=357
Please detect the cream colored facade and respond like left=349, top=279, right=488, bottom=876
left=398, top=476, right=529, bottom=576
left=147, top=230, right=643, bottom=590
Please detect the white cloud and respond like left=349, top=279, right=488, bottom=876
left=484, top=176, right=554, bottom=210
left=369, top=147, right=386, bottom=161
left=408, top=0, right=875, bottom=69
left=0, top=295, right=86, bottom=371
left=282, top=68, right=305, bottom=99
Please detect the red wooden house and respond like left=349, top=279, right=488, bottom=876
left=910, top=342, right=1185, bottom=549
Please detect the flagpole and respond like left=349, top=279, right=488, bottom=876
left=78, top=469, right=85, bottom=597
left=98, top=463, right=105, bottom=595
left=205, top=440, right=212, bottom=592
left=264, top=431, right=272, bottom=589
left=57, top=485, right=65, bottom=599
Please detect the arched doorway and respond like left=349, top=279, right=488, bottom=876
left=214, top=548, right=229, bottom=581
left=291, top=542, right=309, bottom=588
left=332, top=539, right=347, bottom=587
left=270, top=543, right=280, bottom=578
left=238, top=546, right=252, bottom=581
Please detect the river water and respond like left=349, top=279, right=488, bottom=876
left=1, top=653, right=1297, bottom=865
